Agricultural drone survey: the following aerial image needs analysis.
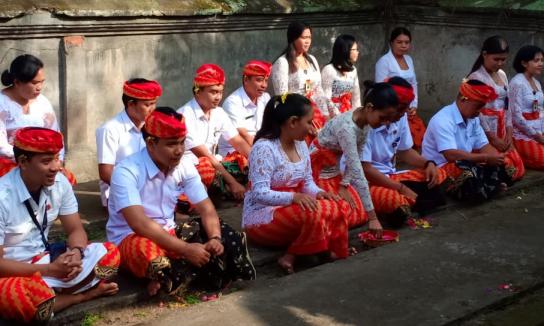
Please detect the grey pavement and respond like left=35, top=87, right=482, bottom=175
left=145, top=180, right=544, bottom=326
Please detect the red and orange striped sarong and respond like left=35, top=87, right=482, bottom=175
left=0, top=242, right=119, bottom=323
left=514, top=138, right=544, bottom=170
left=408, top=113, right=426, bottom=152
left=196, top=156, right=216, bottom=188
left=118, top=231, right=177, bottom=279
left=245, top=185, right=351, bottom=259
left=370, top=169, right=447, bottom=215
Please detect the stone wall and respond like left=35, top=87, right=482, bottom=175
left=1, top=4, right=543, bottom=181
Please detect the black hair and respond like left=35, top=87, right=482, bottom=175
left=141, top=106, right=183, bottom=140
left=279, top=21, right=317, bottom=73
left=254, top=93, right=312, bottom=143
left=13, top=146, right=37, bottom=163
left=330, top=34, right=357, bottom=73
left=362, top=81, right=399, bottom=110
left=385, top=76, right=412, bottom=89
left=122, top=78, right=154, bottom=108
left=1, top=54, right=44, bottom=86
left=513, top=45, right=544, bottom=73
left=389, top=27, right=412, bottom=43
left=469, top=35, right=509, bottom=75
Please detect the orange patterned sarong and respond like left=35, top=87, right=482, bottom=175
left=514, top=138, right=544, bottom=170
left=370, top=169, right=447, bottom=215
left=245, top=185, right=351, bottom=259
left=196, top=156, right=216, bottom=188
left=0, top=273, right=55, bottom=323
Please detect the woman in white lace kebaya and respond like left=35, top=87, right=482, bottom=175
left=309, top=82, right=401, bottom=237
left=321, top=34, right=361, bottom=116
left=509, top=45, right=544, bottom=169
left=243, top=93, right=352, bottom=274
left=0, top=54, right=76, bottom=183
left=467, top=36, right=525, bottom=180
left=270, top=21, right=330, bottom=144
left=375, top=27, right=426, bottom=151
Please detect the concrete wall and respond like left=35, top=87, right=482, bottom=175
left=1, top=6, right=543, bottom=181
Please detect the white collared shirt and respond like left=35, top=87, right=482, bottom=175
left=177, top=98, right=239, bottom=165
left=106, top=148, right=208, bottom=245
left=422, top=102, right=489, bottom=166
left=218, top=87, right=270, bottom=156
left=361, top=113, right=413, bottom=174
left=0, top=168, right=78, bottom=262
left=95, top=110, right=146, bottom=205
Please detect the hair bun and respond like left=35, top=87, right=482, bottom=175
left=1, top=69, right=14, bottom=86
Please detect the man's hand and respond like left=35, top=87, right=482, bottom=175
left=227, top=180, right=246, bottom=200
left=204, top=238, right=224, bottom=256
left=45, top=251, right=81, bottom=280
left=424, top=163, right=440, bottom=188
left=486, top=153, right=506, bottom=166
left=183, top=243, right=211, bottom=267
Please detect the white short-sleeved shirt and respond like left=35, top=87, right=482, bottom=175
left=422, top=102, right=489, bottom=166
left=177, top=98, right=239, bottom=165
left=218, top=87, right=270, bottom=156
left=95, top=110, right=145, bottom=206
left=361, top=113, right=413, bottom=174
left=0, top=168, right=78, bottom=262
left=106, top=148, right=208, bottom=245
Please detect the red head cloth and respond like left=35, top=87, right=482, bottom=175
left=194, top=64, right=225, bottom=87
left=390, top=84, right=415, bottom=106
left=459, top=80, right=498, bottom=103
left=243, top=60, right=272, bottom=77
left=123, top=80, right=163, bottom=100
left=144, top=110, right=187, bottom=139
left=14, top=127, right=63, bottom=153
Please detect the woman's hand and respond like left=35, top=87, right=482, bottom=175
left=293, top=193, right=318, bottom=211
left=338, top=185, right=356, bottom=209
left=316, top=191, right=340, bottom=201
left=407, top=107, right=417, bottom=116
left=367, top=210, right=383, bottom=239
left=490, top=136, right=509, bottom=152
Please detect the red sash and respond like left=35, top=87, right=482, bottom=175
left=522, top=111, right=540, bottom=121
left=481, top=108, right=506, bottom=138
left=332, top=92, right=352, bottom=113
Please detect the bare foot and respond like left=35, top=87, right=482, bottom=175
left=349, top=247, right=358, bottom=256
left=499, top=182, right=508, bottom=193
left=147, top=280, right=161, bottom=296
left=277, top=254, right=295, bottom=274
left=85, top=281, right=119, bottom=300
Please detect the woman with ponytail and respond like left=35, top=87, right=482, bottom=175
left=270, top=21, right=331, bottom=144
left=467, top=36, right=525, bottom=180
left=0, top=54, right=75, bottom=183
left=309, top=82, right=401, bottom=237
left=243, top=93, right=349, bottom=274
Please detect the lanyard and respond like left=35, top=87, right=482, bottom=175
left=23, top=199, right=50, bottom=251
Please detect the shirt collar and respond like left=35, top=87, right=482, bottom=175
left=451, top=102, right=466, bottom=126
left=120, top=110, right=140, bottom=133
left=142, top=148, right=161, bottom=179
left=239, top=87, right=256, bottom=109
left=190, top=98, right=207, bottom=121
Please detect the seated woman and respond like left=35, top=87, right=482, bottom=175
left=467, top=35, right=525, bottom=180
left=361, top=77, right=447, bottom=228
left=309, top=82, right=401, bottom=237
left=243, top=93, right=349, bottom=274
left=0, top=54, right=76, bottom=184
left=509, top=45, right=544, bottom=170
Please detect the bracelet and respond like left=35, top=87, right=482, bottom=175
left=424, top=160, right=436, bottom=169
